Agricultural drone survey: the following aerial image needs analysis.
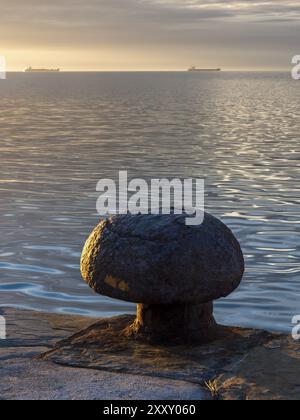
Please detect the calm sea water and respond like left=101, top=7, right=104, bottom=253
left=0, top=72, right=299, bottom=332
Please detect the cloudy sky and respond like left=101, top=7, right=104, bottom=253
left=0, top=0, right=299, bottom=70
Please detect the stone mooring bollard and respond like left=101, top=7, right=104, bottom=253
left=80, top=213, right=244, bottom=343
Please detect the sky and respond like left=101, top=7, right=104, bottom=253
left=0, top=0, right=299, bottom=71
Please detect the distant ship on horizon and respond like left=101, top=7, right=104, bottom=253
left=24, top=66, right=60, bottom=73
left=188, top=66, right=221, bottom=72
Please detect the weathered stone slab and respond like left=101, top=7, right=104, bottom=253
left=1, top=358, right=208, bottom=401
left=214, top=339, right=300, bottom=400
left=0, top=307, right=95, bottom=350
left=0, top=308, right=209, bottom=400
left=2, top=308, right=300, bottom=400
left=39, top=314, right=300, bottom=399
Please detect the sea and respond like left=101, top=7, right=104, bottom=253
left=0, top=71, right=299, bottom=332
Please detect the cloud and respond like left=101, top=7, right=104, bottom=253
left=0, top=1, right=298, bottom=69
left=1, top=1, right=300, bottom=28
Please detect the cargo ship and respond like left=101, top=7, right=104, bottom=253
left=24, top=66, right=60, bottom=72
left=188, top=66, right=221, bottom=72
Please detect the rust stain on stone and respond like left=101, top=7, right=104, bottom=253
left=104, top=275, right=118, bottom=289
left=119, top=281, right=130, bottom=293
left=104, top=275, right=129, bottom=293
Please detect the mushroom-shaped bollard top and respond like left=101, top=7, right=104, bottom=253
left=81, top=213, right=244, bottom=343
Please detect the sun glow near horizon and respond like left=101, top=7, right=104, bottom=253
left=0, top=0, right=299, bottom=71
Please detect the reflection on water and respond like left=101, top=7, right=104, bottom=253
left=0, top=72, right=299, bottom=332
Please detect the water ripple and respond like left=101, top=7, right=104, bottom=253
left=0, top=72, right=299, bottom=333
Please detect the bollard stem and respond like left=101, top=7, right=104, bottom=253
left=124, top=302, right=218, bottom=344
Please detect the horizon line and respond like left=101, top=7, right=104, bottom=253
left=5, top=69, right=292, bottom=73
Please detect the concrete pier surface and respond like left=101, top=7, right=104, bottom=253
left=1, top=307, right=299, bottom=400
